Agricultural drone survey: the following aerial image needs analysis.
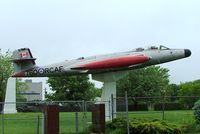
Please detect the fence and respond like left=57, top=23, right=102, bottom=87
left=0, top=95, right=199, bottom=134
left=115, top=95, right=200, bottom=118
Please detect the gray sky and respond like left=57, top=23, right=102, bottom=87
left=0, top=0, right=200, bottom=87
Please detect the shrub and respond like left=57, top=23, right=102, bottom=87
left=193, top=99, right=200, bottom=124
left=130, top=119, right=181, bottom=134
left=106, top=118, right=126, bottom=130
left=181, top=123, right=200, bottom=133
left=106, top=118, right=181, bottom=134
left=117, top=103, right=148, bottom=111
left=106, top=128, right=126, bottom=134
left=129, top=104, right=148, bottom=111
left=0, top=103, right=3, bottom=112
left=154, top=102, right=183, bottom=111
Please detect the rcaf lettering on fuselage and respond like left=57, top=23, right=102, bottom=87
left=44, top=66, right=63, bottom=74
left=25, top=66, right=63, bottom=76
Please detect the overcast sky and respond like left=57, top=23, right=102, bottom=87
left=0, top=0, right=200, bottom=88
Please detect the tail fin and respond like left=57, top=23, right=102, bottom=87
left=12, top=48, right=36, bottom=73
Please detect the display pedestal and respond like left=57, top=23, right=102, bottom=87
left=3, top=77, right=17, bottom=114
left=92, top=71, right=128, bottom=121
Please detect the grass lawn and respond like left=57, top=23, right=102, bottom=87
left=0, top=112, right=91, bottom=134
left=127, top=110, right=195, bottom=126
left=0, top=110, right=195, bottom=134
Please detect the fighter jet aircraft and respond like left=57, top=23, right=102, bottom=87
left=12, top=45, right=191, bottom=77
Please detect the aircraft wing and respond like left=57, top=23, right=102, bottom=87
left=71, top=55, right=150, bottom=70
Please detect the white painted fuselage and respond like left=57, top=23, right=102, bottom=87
left=12, top=46, right=191, bottom=77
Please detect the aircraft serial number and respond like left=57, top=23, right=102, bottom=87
left=25, top=66, right=64, bottom=76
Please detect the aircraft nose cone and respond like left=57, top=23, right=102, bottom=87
left=184, top=49, right=191, bottom=57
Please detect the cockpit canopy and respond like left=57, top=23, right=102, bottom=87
left=134, top=45, right=170, bottom=52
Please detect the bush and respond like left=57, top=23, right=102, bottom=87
left=0, top=103, right=3, bottom=112
left=17, top=105, right=41, bottom=112
left=106, top=118, right=181, bottom=134
left=181, top=123, right=200, bottom=133
left=193, top=99, right=200, bottom=124
left=106, top=118, right=126, bottom=131
left=154, top=102, right=183, bottom=111
left=130, top=119, right=181, bottom=134
left=106, top=128, right=126, bottom=134
left=59, top=103, right=82, bottom=112
left=129, top=104, right=148, bottom=111
left=117, top=103, right=148, bottom=112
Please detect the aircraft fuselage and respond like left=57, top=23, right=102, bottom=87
left=12, top=45, right=191, bottom=77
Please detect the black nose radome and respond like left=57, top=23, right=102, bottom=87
left=184, top=49, right=191, bottom=57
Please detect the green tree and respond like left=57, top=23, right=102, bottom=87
left=16, top=79, right=28, bottom=102
left=165, top=84, right=180, bottom=102
left=0, top=50, right=28, bottom=102
left=179, top=80, right=200, bottom=109
left=0, top=50, right=13, bottom=102
left=117, top=66, right=170, bottom=97
left=46, top=75, right=101, bottom=101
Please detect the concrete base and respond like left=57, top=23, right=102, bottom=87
left=92, top=71, right=128, bottom=121
left=3, top=77, right=17, bottom=114
left=101, top=81, right=116, bottom=121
